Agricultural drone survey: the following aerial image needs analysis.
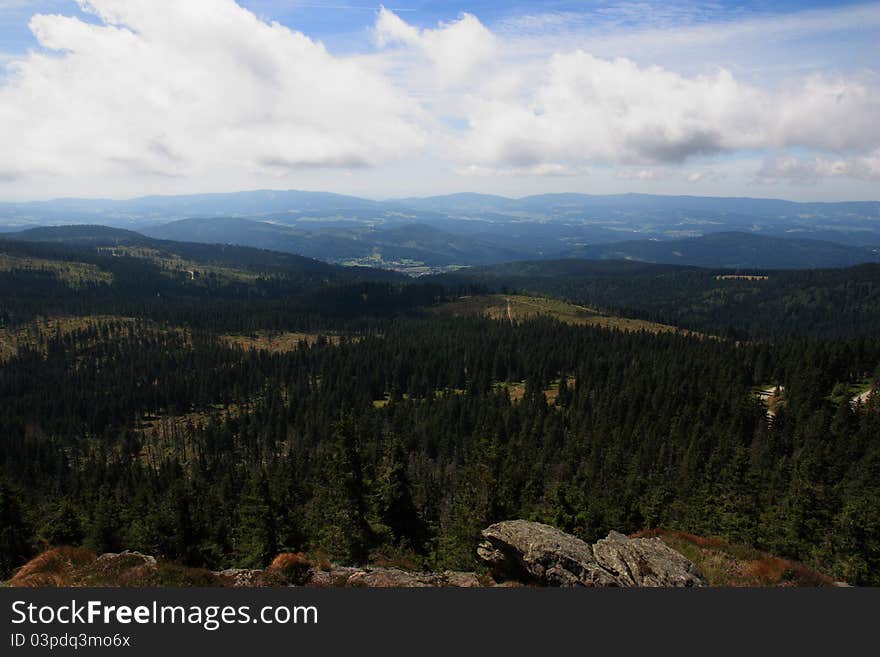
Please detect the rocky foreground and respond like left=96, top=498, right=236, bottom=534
left=7, top=520, right=835, bottom=588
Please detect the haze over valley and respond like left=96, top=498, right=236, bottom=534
left=2, top=190, right=878, bottom=273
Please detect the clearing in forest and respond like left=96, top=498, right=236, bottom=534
left=220, top=331, right=346, bottom=353
left=430, top=294, right=692, bottom=335
left=0, top=315, right=144, bottom=362
left=0, top=253, right=113, bottom=287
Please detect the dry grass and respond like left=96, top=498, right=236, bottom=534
left=269, top=553, right=313, bottom=585
left=133, top=403, right=249, bottom=466
left=633, top=529, right=835, bottom=587
left=0, top=315, right=139, bottom=362
left=7, top=547, right=98, bottom=587
left=493, top=378, right=576, bottom=405
left=430, top=294, right=695, bottom=336
left=220, top=331, right=345, bottom=353
left=7, top=548, right=224, bottom=588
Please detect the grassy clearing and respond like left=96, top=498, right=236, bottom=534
left=430, top=294, right=693, bottom=335
left=0, top=315, right=143, bottom=362
left=634, top=529, right=835, bottom=587
left=0, top=253, right=112, bottom=287
left=373, top=379, right=572, bottom=408
left=97, top=245, right=261, bottom=283
left=220, top=331, right=346, bottom=353
left=494, top=378, right=576, bottom=405
left=134, top=403, right=249, bottom=465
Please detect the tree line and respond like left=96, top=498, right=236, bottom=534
left=1, top=317, right=878, bottom=584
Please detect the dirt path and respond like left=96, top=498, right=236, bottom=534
left=505, top=298, right=513, bottom=324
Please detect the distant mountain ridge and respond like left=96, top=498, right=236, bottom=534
left=6, top=223, right=879, bottom=272
left=568, top=231, right=880, bottom=269
left=2, top=189, right=879, bottom=271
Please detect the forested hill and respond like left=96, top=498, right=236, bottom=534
left=566, top=231, right=879, bottom=269
left=2, top=225, right=880, bottom=587
left=434, top=260, right=880, bottom=339
left=0, top=229, right=427, bottom=331
left=4, top=227, right=880, bottom=339
left=5, top=224, right=401, bottom=276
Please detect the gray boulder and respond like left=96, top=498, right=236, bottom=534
left=592, top=531, right=706, bottom=587
left=478, top=521, right=706, bottom=587
left=477, top=520, right=618, bottom=586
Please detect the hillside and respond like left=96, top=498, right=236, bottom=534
left=434, top=259, right=880, bottom=338
left=428, top=294, right=690, bottom=334
left=567, top=231, right=879, bottom=269
left=142, top=217, right=521, bottom=273
left=0, top=229, right=421, bottom=332
left=143, top=221, right=880, bottom=272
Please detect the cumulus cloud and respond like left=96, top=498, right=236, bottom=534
left=0, top=0, right=424, bottom=185
left=375, top=7, right=496, bottom=86
left=757, top=153, right=880, bottom=183
left=449, top=47, right=880, bottom=171
left=376, top=9, right=880, bottom=182
left=1, top=1, right=879, bottom=196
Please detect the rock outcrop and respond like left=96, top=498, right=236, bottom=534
left=478, top=521, right=706, bottom=587
left=308, top=566, right=481, bottom=588
left=592, top=530, right=705, bottom=587
left=478, top=520, right=619, bottom=586
left=7, top=522, right=709, bottom=588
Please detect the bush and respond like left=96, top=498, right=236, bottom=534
left=269, top=552, right=312, bottom=585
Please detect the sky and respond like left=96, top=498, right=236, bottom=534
left=0, top=1, right=877, bottom=201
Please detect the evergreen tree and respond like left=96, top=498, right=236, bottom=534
left=235, top=471, right=279, bottom=568
left=0, top=477, right=32, bottom=579
left=306, top=417, right=370, bottom=564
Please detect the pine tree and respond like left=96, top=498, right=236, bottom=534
left=306, top=416, right=371, bottom=564
left=0, top=477, right=32, bottom=579
left=40, top=498, right=84, bottom=548
left=235, top=470, right=279, bottom=568
left=374, top=435, right=424, bottom=551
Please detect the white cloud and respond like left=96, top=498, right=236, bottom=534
left=757, top=153, right=880, bottom=183
left=369, top=9, right=880, bottom=181
left=375, top=7, right=496, bottom=86
left=614, top=167, right=725, bottom=183
left=1, top=1, right=878, bottom=199
left=454, top=163, right=582, bottom=178
left=0, top=0, right=424, bottom=186
left=449, top=47, right=880, bottom=172
left=616, top=169, right=665, bottom=181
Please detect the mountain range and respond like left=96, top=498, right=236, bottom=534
left=2, top=190, right=879, bottom=271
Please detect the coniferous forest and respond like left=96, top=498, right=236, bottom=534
left=1, top=234, right=879, bottom=585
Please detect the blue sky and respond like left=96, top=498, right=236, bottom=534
left=2, top=1, right=870, bottom=56
left=0, top=1, right=877, bottom=200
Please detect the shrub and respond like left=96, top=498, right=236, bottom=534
left=269, top=552, right=312, bottom=585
